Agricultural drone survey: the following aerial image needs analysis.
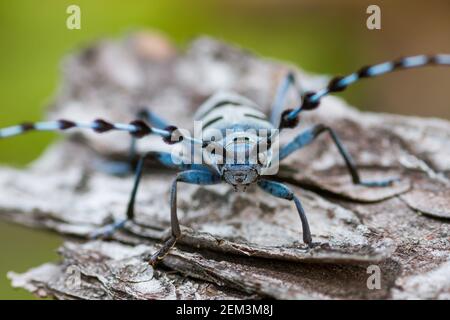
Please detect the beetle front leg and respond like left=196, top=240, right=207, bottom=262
left=257, top=179, right=312, bottom=246
left=90, top=152, right=211, bottom=239
left=89, top=152, right=149, bottom=239
left=149, top=170, right=221, bottom=266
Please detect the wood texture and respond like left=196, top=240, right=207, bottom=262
left=1, top=31, right=449, bottom=299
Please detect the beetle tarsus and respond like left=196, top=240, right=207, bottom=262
left=148, top=236, right=178, bottom=266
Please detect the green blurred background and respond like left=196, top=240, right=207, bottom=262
left=0, top=0, right=449, bottom=299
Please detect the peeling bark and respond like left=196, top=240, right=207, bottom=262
left=1, top=31, right=450, bottom=299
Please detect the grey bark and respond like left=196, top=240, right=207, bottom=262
left=1, top=31, right=450, bottom=299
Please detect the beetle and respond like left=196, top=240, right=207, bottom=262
left=1, top=54, right=449, bottom=266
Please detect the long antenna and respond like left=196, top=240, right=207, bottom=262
left=279, top=54, right=450, bottom=129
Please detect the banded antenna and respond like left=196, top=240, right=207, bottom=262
left=279, top=54, right=450, bottom=129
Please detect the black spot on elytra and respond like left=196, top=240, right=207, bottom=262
left=202, top=116, right=223, bottom=129
left=200, top=100, right=242, bottom=118
left=244, top=113, right=267, bottom=121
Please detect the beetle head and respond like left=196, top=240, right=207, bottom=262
left=221, top=164, right=259, bottom=192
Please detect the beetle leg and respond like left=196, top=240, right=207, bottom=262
left=149, top=169, right=221, bottom=266
left=278, top=124, right=398, bottom=187
left=90, top=153, right=212, bottom=239
left=269, top=71, right=303, bottom=126
left=257, top=179, right=312, bottom=246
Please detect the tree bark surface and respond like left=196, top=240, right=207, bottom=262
left=1, top=32, right=450, bottom=299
